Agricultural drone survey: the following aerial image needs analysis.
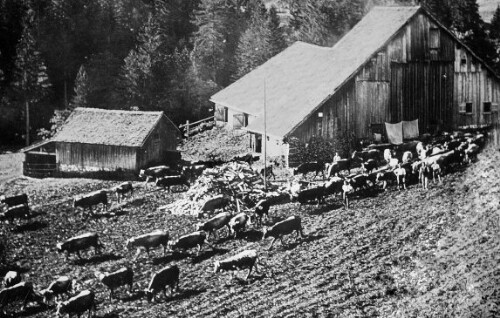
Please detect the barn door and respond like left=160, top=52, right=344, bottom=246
left=390, top=62, right=404, bottom=123
left=233, top=113, right=246, bottom=129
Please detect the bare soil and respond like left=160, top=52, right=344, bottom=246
left=0, top=146, right=499, bottom=317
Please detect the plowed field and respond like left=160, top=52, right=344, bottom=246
left=1, top=146, right=499, bottom=317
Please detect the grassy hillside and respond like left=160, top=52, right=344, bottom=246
left=0, top=145, right=498, bottom=317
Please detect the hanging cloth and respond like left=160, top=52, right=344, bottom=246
left=385, top=122, right=403, bottom=145
left=403, top=119, right=419, bottom=139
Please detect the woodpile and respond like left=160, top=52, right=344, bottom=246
left=159, top=162, right=281, bottom=216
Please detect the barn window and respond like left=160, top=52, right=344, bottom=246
left=466, top=102, right=473, bottom=114
left=483, top=102, right=492, bottom=113
left=430, top=27, right=440, bottom=49
left=459, top=102, right=473, bottom=114
left=460, top=53, right=467, bottom=66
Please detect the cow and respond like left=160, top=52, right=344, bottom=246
left=0, top=193, right=28, bottom=208
left=170, top=231, right=207, bottom=255
left=56, top=290, right=96, bottom=318
left=431, top=162, right=443, bottom=183
left=402, top=151, right=413, bottom=163
left=214, top=250, right=258, bottom=281
left=294, top=186, right=325, bottom=206
left=376, top=170, right=397, bottom=190
left=114, top=182, right=133, bottom=202
left=262, top=216, right=305, bottom=249
left=198, top=195, right=232, bottom=216
left=393, top=164, right=407, bottom=190
left=41, top=276, right=73, bottom=304
left=323, top=177, right=344, bottom=197
left=293, top=162, right=325, bottom=180
left=260, top=165, right=276, bottom=181
left=342, top=180, right=354, bottom=209
left=145, top=265, right=180, bottom=302
left=228, top=213, right=250, bottom=238
left=361, top=159, right=378, bottom=174
left=326, top=159, right=352, bottom=177
left=126, top=230, right=169, bottom=259
left=352, top=149, right=380, bottom=162
left=3, top=271, right=21, bottom=288
left=231, top=153, right=259, bottom=165
left=139, top=165, right=177, bottom=183
left=346, top=174, right=369, bottom=192
left=73, top=190, right=107, bottom=214
left=465, top=143, right=480, bottom=163
left=155, top=175, right=190, bottom=192
left=56, top=232, right=103, bottom=260
left=419, top=162, right=433, bottom=190
left=181, top=164, right=207, bottom=183
left=252, top=199, right=271, bottom=226
left=0, top=282, right=43, bottom=314
left=99, top=267, right=134, bottom=300
left=196, top=212, right=232, bottom=239
left=0, top=204, right=30, bottom=221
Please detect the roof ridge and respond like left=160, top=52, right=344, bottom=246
left=73, top=107, right=164, bottom=116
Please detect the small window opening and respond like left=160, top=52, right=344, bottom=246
left=465, top=102, right=473, bottom=113
left=484, top=102, right=491, bottom=113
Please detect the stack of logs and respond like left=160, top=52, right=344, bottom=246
left=160, top=162, right=284, bottom=216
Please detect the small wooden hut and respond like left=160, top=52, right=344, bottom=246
left=23, top=108, right=181, bottom=178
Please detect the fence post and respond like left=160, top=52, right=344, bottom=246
left=186, top=120, right=190, bottom=139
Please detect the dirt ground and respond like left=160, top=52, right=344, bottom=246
left=0, top=145, right=499, bottom=317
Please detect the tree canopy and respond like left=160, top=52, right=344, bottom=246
left=0, top=0, right=499, bottom=145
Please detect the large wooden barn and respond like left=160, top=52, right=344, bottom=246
left=211, top=6, right=500, bottom=161
left=23, top=108, right=181, bottom=178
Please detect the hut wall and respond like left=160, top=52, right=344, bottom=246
left=137, top=117, right=180, bottom=168
left=56, top=142, right=137, bottom=172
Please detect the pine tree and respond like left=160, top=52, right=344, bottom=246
left=191, top=0, right=251, bottom=87
left=69, top=65, right=90, bottom=109
left=490, top=5, right=500, bottom=40
left=234, top=4, right=271, bottom=79
left=120, top=13, right=164, bottom=110
left=267, top=6, right=287, bottom=57
left=12, top=9, right=51, bottom=145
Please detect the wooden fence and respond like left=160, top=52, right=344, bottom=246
left=23, top=162, right=57, bottom=178
left=179, top=116, right=215, bottom=138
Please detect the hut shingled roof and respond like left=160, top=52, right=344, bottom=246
left=52, top=108, right=165, bottom=147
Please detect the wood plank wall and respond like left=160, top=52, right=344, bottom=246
left=290, top=11, right=499, bottom=143
left=56, top=142, right=137, bottom=171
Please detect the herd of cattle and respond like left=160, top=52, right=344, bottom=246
left=288, top=131, right=485, bottom=208
left=0, top=130, right=487, bottom=317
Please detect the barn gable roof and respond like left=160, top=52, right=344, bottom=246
left=52, top=108, right=167, bottom=147
left=211, top=6, right=497, bottom=138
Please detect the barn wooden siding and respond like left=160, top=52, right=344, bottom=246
left=289, top=11, right=499, bottom=143
left=137, top=117, right=180, bottom=168
left=56, top=142, right=137, bottom=172
left=454, top=47, right=500, bottom=127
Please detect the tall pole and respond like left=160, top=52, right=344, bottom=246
left=263, top=77, right=267, bottom=190
left=25, top=100, right=30, bottom=146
